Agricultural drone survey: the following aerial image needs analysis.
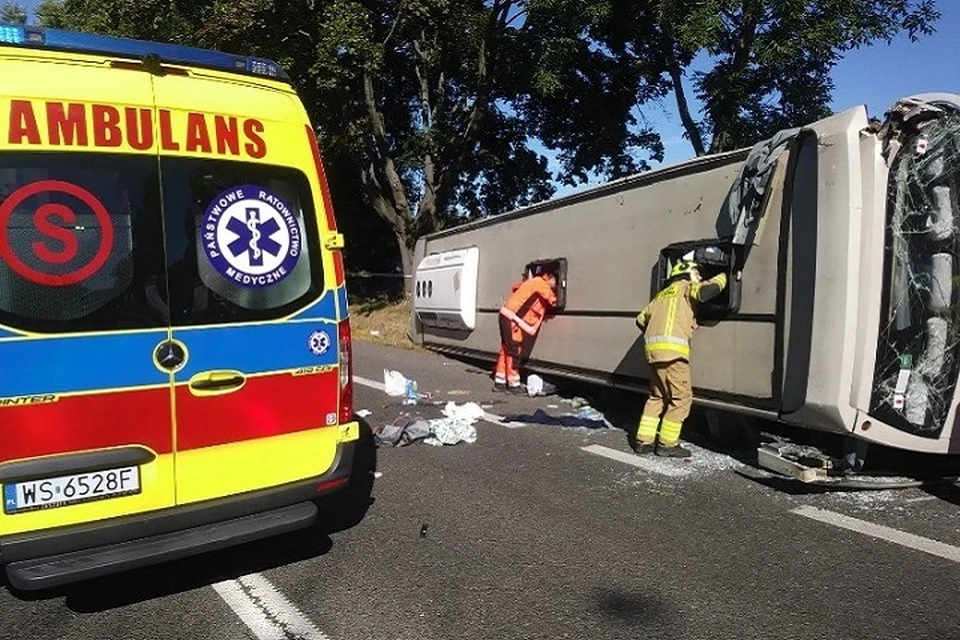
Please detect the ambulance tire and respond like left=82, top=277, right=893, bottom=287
left=317, top=418, right=377, bottom=534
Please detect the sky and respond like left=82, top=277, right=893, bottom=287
left=14, top=0, right=960, bottom=197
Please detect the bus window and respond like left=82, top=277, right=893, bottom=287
left=656, top=239, right=741, bottom=319
left=524, top=257, right=568, bottom=312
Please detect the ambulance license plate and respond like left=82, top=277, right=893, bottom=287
left=3, top=466, right=141, bottom=514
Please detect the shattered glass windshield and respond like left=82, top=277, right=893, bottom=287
left=871, top=107, right=960, bottom=437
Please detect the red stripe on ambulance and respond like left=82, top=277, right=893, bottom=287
left=0, top=387, right=173, bottom=464
left=175, top=370, right=338, bottom=452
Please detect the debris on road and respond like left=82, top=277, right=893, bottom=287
left=357, top=409, right=373, bottom=418
left=563, top=396, right=592, bottom=409
left=424, top=402, right=483, bottom=446
left=384, top=368, right=414, bottom=396
left=402, top=379, right=420, bottom=405
left=383, top=368, right=427, bottom=405
left=526, top=374, right=558, bottom=397
left=373, top=402, right=483, bottom=448
left=373, top=417, right=433, bottom=447
left=503, top=407, right=612, bottom=430
left=441, top=401, right=485, bottom=422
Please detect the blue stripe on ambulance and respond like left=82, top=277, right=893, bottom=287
left=0, top=330, right=170, bottom=396
left=175, top=320, right=339, bottom=377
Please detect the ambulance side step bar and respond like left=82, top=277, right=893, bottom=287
left=5, top=501, right=317, bottom=591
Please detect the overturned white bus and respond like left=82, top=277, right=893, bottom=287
left=410, top=94, right=960, bottom=459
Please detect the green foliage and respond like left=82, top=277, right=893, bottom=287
left=660, top=0, right=941, bottom=152
left=527, top=0, right=940, bottom=161
left=23, top=0, right=945, bottom=276
left=35, top=0, right=66, bottom=26
left=1, top=1, right=28, bottom=24
left=40, top=0, right=556, bottom=276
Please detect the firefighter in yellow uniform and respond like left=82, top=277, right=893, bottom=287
left=634, top=260, right=729, bottom=457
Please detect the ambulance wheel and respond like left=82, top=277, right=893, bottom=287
left=317, top=418, right=377, bottom=534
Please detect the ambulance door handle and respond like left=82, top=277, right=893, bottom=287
left=188, top=370, right=246, bottom=396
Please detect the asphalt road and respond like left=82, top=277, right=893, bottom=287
left=3, top=340, right=960, bottom=640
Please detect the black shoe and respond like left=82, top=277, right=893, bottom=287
left=493, top=383, right=507, bottom=393
left=632, top=443, right=656, bottom=455
left=656, top=444, right=692, bottom=458
left=506, top=384, right=527, bottom=395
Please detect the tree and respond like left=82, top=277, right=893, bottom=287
left=1, top=1, right=28, bottom=24
left=661, top=0, right=941, bottom=153
left=310, top=0, right=554, bottom=282
left=521, top=0, right=673, bottom=183
left=35, top=0, right=66, bottom=26
left=42, top=0, right=557, bottom=286
left=526, top=0, right=940, bottom=171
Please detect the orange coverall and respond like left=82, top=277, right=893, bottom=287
left=494, top=275, right=557, bottom=387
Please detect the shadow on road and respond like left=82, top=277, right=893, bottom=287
left=1, top=416, right=380, bottom=612
left=3, top=524, right=335, bottom=613
left=921, top=481, right=960, bottom=507
left=593, top=586, right=675, bottom=630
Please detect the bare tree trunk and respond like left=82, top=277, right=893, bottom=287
left=707, top=0, right=761, bottom=153
left=666, top=50, right=705, bottom=156
left=395, top=230, right=414, bottom=295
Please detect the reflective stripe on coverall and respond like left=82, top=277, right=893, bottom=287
left=634, top=273, right=728, bottom=446
left=494, top=275, right=557, bottom=386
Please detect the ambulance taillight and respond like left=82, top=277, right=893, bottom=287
left=338, top=319, right=353, bottom=424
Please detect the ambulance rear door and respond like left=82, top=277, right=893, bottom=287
left=149, top=71, right=342, bottom=505
left=0, top=51, right=175, bottom=535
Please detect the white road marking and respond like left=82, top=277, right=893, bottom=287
left=580, top=444, right=691, bottom=477
left=353, top=374, right=526, bottom=428
left=791, top=505, right=960, bottom=564
left=479, top=411, right=526, bottom=429
left=213, top=573, right=333, bottom=640
left=353, top=375, right=386, bottom=392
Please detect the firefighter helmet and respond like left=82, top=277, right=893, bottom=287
left=669, top=260, right=698, bottom=279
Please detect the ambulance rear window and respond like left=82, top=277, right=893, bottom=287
left=0, top=152, right=166, bottom=332
left=159, top=157, right=323, bottom=326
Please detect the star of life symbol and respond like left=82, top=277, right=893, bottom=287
left=202, top=185, right=302, bottom=288
left=308, top=330, right=331, bottom=356
left=232, top=207, right=280, bottom=267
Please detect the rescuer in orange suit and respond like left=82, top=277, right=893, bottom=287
left=493, top=269, right=558, bottom=392
left=634, top=259, right=737, bottom=457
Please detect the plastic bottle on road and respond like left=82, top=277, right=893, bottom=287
left=403, top=379, right=419, bottom=405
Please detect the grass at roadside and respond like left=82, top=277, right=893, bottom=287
left=348, top=296, right=419, bottom=350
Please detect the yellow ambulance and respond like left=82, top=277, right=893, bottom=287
left=0, top=23, right=359, bottom=590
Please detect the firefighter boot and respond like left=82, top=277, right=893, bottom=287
left=655, top=443, right=692, bottom=458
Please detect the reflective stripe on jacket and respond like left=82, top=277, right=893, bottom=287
left=635, top=273, right=727, bottom=363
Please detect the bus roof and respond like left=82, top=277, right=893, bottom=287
left=0, top=22, right=290, bottom=83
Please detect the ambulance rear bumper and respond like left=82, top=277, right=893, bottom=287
left=1, top=441, right=355, bottom=591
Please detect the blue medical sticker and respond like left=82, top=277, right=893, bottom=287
left=308, top=329, right=331, bottom=356
left=202, top=184, right=302, bottom=288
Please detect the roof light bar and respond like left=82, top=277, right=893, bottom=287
left=0, top=22, right=290, bottom=82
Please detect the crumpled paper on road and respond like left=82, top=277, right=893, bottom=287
left=424, top=402, right=483, bottom=446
